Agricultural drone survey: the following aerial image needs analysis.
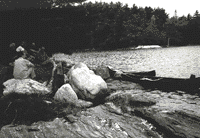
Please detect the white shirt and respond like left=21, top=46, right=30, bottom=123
left=13, top=57, right=34, bottom=79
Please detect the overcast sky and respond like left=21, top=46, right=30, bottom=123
left=85, top=0, right=199, bottom=18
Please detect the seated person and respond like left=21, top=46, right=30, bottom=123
left=8, top=42, right=32, bottom=66
left=29, top=46, right=49, bottom=64
left=29, top=42, right=40, bottom=54
left=19, top=41, right=34, bottom=58
left=37, top=47, right=49, bottom=62
left=30, top=42, right=40, bottom=51
left=17, top=42, right=37, bottom=61
left=13, top=51, right=36, bottom=79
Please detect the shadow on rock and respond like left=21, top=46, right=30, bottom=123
left=0, top=93, right=82, bottom=129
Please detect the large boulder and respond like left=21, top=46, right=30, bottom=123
left=3, top=78, right=51, bottom=97
left=67, top=63, right=108, bottom=101
left=94, top=65, right=110, bottom=80
left=54, top=84, right=78, bottom=104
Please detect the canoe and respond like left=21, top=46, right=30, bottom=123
left=121, top=70, right=156, bottom=77
left=107, top=66, right=200, bottom=91
left=121, top=73, right=200, bottom=91
left=107, top=66, right=156, bottom=78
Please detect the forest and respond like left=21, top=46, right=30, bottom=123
left=0, top=0, right=200, bottom=55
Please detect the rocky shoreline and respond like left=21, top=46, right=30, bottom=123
left=0, top=52, right=199, bottom=138
left=0, top=77, right=199, bottom=138
left=106, top=79, right=200, bottom=138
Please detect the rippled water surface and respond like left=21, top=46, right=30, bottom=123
left=122, top=46, right=200, bottom=78
left=71, top=46, right=200, bottom=78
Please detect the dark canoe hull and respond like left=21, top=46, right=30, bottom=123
left=121, top=73, right=200, bottom=91
left=107, top=66, right=156, bottom=78
left=122, top=70, right=156, bottom=76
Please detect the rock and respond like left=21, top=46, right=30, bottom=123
left=3, top=78, right=51, bottom=96
left=65, top=114, right=78, bottom=123
left=104, top=79, right=200, bottom=138
left=67, top=62, right=108, bottom=101
left=64, top=74, right=69, bottom=83
left=95, top=65, right=110, bottom=80
left=76, top=99, right=93, bottom=108
left=133, top=92, right=200, bottom=138
left=0, top=104, right=163, bottom=138
left=0, top=80, right=171, bottom=138
left=0, top=105, right=162, bottom=138
left=105, top=102, right=123, bottom=115
left=1, top=71, right=200, bottom=138
left=54, top=84, right=78, bottom=104
left=105, top=90, right=156, bottom=108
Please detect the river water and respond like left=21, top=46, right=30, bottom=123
left=72, top=46, right=200, bottom=79
left=111, top=46, right=200, bottom=79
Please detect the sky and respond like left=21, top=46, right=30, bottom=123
left=84, top=0, right=199, bottom=18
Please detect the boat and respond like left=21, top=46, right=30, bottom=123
left=107, top=66, right=156, bottom=78
left=121, top=73, right=200, bottom=91
left=122, top=70, right=156, bottom=77
left=108, top=67, right=200, bottom=91
left=135, top=45, right=162, bottom=49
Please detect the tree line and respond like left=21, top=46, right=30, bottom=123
left=0, top=1, right=200, bottom=55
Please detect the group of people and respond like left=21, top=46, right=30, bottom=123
left=9, top=41, right=48, bottom=80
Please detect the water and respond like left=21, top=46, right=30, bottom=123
left=72, top=46, right=200, bottom=79
left=118, top=46, right=200, bottom=78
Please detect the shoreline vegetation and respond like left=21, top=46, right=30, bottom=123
left=72, top=45, right=200, bottom=53
left=0, top=1, right=200, bottom=60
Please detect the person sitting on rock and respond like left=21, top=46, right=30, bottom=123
left=29, top=46, right=49, bottom=64
left=16, top=44, right=29, bottom=58
left=8, top=44, right=25, bottom=66
left=17, top=41, right=37, bottom=63
left=13, top=51, right=36, bottom=79
left=30, top=42, right=40, bottom=51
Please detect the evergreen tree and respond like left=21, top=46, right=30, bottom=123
left=193, top=10, right=199, bottom=17
left=187, top=14, right=192, bottom=20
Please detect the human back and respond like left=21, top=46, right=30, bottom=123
left=13, top=52, right=36, bottom=79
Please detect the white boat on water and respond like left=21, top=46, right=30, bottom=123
left=135, top=45, right=162, bottom=49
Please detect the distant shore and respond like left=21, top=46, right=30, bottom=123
left=72, top=45, right=200, bottom=53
